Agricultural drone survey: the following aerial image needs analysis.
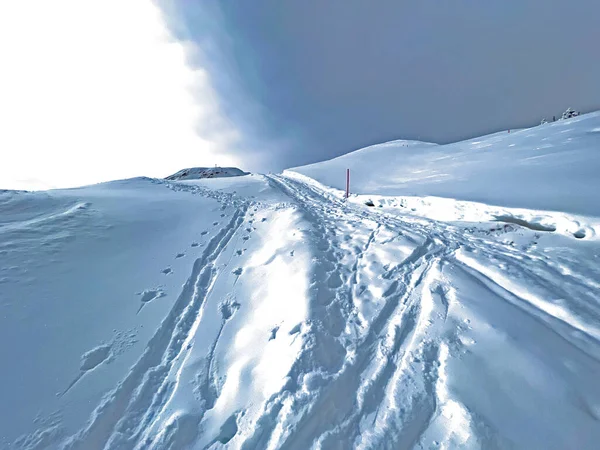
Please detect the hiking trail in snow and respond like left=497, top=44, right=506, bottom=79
left=3, top=170, right=600, bottom=450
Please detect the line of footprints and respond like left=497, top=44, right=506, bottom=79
left=147, top=206, right=267, bottom=311
left=59, top=206, right=277, bottom=398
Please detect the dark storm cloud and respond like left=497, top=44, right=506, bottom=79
left=159, top=0, right=600, bottom=172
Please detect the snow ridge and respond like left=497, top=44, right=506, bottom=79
left=165, top=167, right=249, bottom=181
left=63, top=199, right=249, bottom=449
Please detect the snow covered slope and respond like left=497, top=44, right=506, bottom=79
left=0, top=178, right=242, bottom=447
left=0, top=175, right=316, bottom=449
left=2, top=117, right=600, bottom=449
left=165, top=167, right=249, bottom=180
left=290, top=111, right=600, bottom=217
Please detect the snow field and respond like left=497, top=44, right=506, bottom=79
left=2, top=112, right=600, bottom=449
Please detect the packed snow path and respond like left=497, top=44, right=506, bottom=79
left=260, top=174, right=600, bottom=449
left=3, top=173, right=600, bottom=449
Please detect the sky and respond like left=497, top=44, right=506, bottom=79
left=0, top=0, right=239, bottom=190
left=1, top=1, right=599, bottom=190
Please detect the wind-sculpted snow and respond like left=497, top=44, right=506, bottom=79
left=2, top=171, right=600, bottom=449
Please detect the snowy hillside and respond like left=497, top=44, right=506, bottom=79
left=165, top=167, right=249, bottom=180
left=291, top=111, right=600, bottom=217
left=2, top=115, right=600, bottom=449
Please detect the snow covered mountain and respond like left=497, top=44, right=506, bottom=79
left=291, top=111, right=600, bottom=217
left=165, top=167, right=249, bottom=181
left=1, top=113, right=600, bottom=449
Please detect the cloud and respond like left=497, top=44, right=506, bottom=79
left=185, top=1, right=600, bottom=172
left=0, top=0, right=241, bottom=190
left=155, top=1, right=300, bottom=174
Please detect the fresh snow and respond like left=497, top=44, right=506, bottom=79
left=1, top=113, right=600, bottom=449
left=291, top=111, right=600, bottom=217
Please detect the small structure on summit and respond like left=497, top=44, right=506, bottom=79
left=561, top=108, right=580, bottom=120
left=165, top=167, right=249, bottom=181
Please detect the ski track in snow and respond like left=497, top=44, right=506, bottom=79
left=230, top=174, right=600, bottom=449
left=253, top=174, right=458, bottom=449
left=10, top=173, right=600, bottom=449
left=56, top=183, right=251, bottom=450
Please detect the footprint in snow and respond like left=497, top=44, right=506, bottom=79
left=220, top=298, right=241, bottom=320
left=261, top=218, right=267, bottom=222
left=201, top=231, right=208, bottom=236
left=136, top=288, right=166, bottom=314
left=214, top=413, right=239, bottom=445
left=59, top=329, right=138, bottom=398
left=236, top=250, right=243, bottom=256
left=162, top=267, right=173, bottom=275
left=213, top=222, right=219, bottom=226
left=289, top=323, right=301, bottom=335
left=59, top=344, right=112, bottom=397
left=176, top=253, right=185, bottom=258
left=191, top=242, right=199, bottom=247
left=242, top=236, right=250, bottom=241
left=327, top=272, right=343, bottom=288
left=81, top=345, right=111, bottom=371
left=232, top=267, right=243, bottom=285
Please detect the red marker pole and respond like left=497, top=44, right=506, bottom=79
left=345, top=169, right=350, bottom=199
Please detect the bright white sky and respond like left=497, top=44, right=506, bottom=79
left=0, top=0, right=240, bottom=190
